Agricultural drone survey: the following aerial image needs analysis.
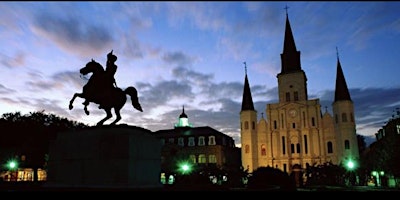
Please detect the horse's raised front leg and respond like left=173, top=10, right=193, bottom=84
left=69, top=93, right=83, bottom=110
left=69, top=92, right=90, bottom=115
left=96, top=108, right=113, bottom=126
left=110, top=108, right=122, bottom=125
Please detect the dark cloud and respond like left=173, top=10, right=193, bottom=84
left=32, top=13, right=113, bottom=56
left=172, top=67, right=213, bottom=85
left=162, top=51, right=195, bottom=67
left=137, top=80, right=195, bottom=110
left=0, top=84, right=16, bottom=95
left=51, top=71, right=86, bottom=90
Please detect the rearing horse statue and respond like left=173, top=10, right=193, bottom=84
left=69, top=59, right=143, bottom=126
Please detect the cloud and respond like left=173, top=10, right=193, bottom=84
left=31, top=13, right=114, bottom=57
left=0, top=84, right=16, bottom=95
left=0, top=52, right=26, bottom=68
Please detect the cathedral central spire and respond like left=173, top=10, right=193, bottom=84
left=280, top=10, right=301, bottom=74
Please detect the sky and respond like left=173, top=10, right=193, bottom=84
left=1, top=2, right=400, bottom=147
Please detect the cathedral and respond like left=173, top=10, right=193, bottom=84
left=240, top=13, right=359, bottom=174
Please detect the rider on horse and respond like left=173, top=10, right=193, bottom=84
left=82, top=50, right=118, bottom=110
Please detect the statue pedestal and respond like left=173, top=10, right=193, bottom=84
left=45, top=125, right=162, bottom=189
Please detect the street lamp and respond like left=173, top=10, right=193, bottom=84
left=344, top=158, right=357, bottom=186
left=346, top=159, right=355, bottom=171
left=6, top=159, right=18, bottom=182
left=178, top=161, right=192, bottom=175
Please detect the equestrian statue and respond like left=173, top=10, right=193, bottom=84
left=69, top=50, right=143, bottom=126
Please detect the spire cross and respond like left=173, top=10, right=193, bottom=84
left=243, top=61, right=247, bottom=75
left=284, top=5, right=289, bottom=15
left=336, top=46, right=339, bottom=59
left=325, top=106, right=328, bottom=113
left=261, top=112, right=264, bottom=118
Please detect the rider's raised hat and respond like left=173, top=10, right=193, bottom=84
left=107, top=50, right=117, bottom=62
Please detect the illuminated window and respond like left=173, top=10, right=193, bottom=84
left=397, top=124, right=400, bottom=134
left=188, top=137, right=195, bottom=146
left=198, top=154, right=206, bottom=163
left=208, top=155, right=217, bottom=163
left=208, top=136, right=216, bottom=145
left=189, top=155, right=196, bottom=163
left=198, top=136, right=205, bottom=146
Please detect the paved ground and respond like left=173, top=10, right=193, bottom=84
left=1, top=182, right=399, bottom=192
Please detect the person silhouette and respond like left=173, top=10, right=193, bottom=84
left=81, top=50, right=118, bottom=111
left=105, top=50, right=118, bottom=88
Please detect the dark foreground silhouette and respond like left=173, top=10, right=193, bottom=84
left=69, top=57, right=143, bottom=126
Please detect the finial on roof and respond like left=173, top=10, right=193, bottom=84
left=336, top=46, right=339, bottom=60
left=243, top=61, right=247, bottom=75
left=284, top=5, right=290, bottom=15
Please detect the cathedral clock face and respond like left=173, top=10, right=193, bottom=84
left=289, top=109, right=297, bottom=117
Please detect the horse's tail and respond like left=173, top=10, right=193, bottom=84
left=125, top=86, right=143, bottom=112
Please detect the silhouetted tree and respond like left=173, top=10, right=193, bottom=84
left=247, top=166, right=296, bottom=191
left=0, top=111, right=88, bottom=181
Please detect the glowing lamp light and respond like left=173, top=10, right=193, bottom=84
left=7, top=160, right=18, bottom=170
left=345, top=159, right=356, bottom=171
left=178, top=162, right=192, bottom=174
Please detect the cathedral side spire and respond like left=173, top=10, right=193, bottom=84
left=241, top=62, right=255, bottom=111
left=334, top=47, right=352, bottom=102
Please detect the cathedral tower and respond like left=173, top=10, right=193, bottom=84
left=240, top=62, right=258, bottom=172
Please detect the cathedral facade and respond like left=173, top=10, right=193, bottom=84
left=240, top=13, right=359, bottom=174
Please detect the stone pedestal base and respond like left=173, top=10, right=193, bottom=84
left=45, top=125, right=162, bottom=189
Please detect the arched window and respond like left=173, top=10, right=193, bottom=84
left=342, top=113, right=347, bottom=122
left=261, top=144, right=266, bottom=156
left=327, top=141, right=333, bottom=153
left=208, top=136, right=216, bottom=145
left=208, top=155, right=217, bottom=163
left=189, top=155, right=196, bottom=163
left=245, top=145, right=250, bottom=153
left=198, top=154, right=207, bottom=163
left=344, top=140, right=350, bottom=149
left=198, top=136, right=205, bottom=146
